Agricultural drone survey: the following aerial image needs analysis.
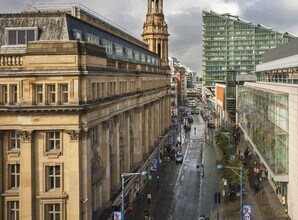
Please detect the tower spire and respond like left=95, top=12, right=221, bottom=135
left=143, top=0, right=169, bottom=67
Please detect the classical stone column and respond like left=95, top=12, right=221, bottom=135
left=143, top=105, right=149, bottom=154
left=155, top=101, right=160, bottom=139
left=167, top=95, right=171, bottom=128
left=0, top=131, right=4, bottom=219
left=160, top=97, right=165, bottom=133
left=110, top=116, right=120, bottom=190
left=100, top=121, right=111, bottom=206
left=133, top=107, right=143, bottom=164
left=124, top=112, right=131, bottom=171
left=19, top=131, right=33, bottom=219
left=66, top=129, right=84, bottom=219
left=149, top=103, right=155, bottom=149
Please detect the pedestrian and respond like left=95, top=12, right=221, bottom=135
left=194, top=126, right=196, bottom=134
left=276, top=185, right=280, bottom=194
left=254, top=181, right=258, bottom=194
left=282, top=195, right=286, bottom=206
left=147, top=193, right=151, bottom=204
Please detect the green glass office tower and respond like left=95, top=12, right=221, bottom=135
left=202, top=11, right=296, bottom=86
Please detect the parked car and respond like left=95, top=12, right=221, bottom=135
left=175, top=152, right=183, bottom=163
left=191, top=110, right=195, bottom=114
left=207, top=122, right=215, bottom=129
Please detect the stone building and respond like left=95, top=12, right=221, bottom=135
left=0, top=3, right=170, bottom=220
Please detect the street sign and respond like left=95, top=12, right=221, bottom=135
left=113, top=211, right=122, bottom=220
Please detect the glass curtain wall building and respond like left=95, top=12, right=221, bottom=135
left=202, top=10, right=296, bottom=86
left=238, top=87, right=289, bottom=176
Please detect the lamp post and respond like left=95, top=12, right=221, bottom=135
left=219, top=132, right=231, bottom=158
left=217, top=165, right=243, bottom=220
left=121, top=172, right=147, bottom=220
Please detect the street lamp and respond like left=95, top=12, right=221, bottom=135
left=121, top=171, right=147, bottom=220
left=219, top=132, right=231, bottom=158
left=217, top=165, right=243, bottom=220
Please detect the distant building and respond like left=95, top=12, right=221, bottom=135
left=202, top=10, right=296, bottom=86
left=169, top=57, right=196, bottom=106
left=238, top=38, right=298, bottom=220
left=0, top=3, right=170, bottom=220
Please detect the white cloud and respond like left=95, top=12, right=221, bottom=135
left=1, top=0, right=298, bottom=73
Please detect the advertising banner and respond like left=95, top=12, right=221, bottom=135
left=113, top=211, right=122, bottom=220
left=243, top=205, right=252, bottom=220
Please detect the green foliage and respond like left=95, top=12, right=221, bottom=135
left=222, top=157, right=249, bottom=187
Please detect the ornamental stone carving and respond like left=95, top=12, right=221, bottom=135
left=101, top=121, right=108, bottom=130
left=65, top=130, right=81, bottom=141
left=134, top=107, right=143, bottom=114
left=20, top=131, right=32, bottom=143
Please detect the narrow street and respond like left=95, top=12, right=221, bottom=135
left=126, top=108, right=220, bottom=220
left=167, top=110, right=219, bottom=220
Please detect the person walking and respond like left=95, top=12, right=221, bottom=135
left=147, top=193, right=151, bottom=205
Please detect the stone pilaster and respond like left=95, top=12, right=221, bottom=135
left=19, top=131, right=33, bottom=220
left=143, top=105, right=149, bottom=154
left=133, top=107, right=143, bottom=164
left=80, top=127, right=92, bottom=220
left=155, top=101, right=160, bottom=140
left=66, top=129, right=84, bottom=219
left=100, top=121, right=111, bottom=205
left=124, top=112, right=131, bottom=171
left=0, top=131, right=3, bottom=219
left=111, top=116, right=120, bottom=190
left=149, top=103, right=155, bottom=149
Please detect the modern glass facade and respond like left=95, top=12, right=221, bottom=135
left=202, top=11, right=296, bottom=86
left=238, top=86, right=289, bottom=175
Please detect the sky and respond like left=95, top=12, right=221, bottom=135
left=1, top=0, right=298, bottom=74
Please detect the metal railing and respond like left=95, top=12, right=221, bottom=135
left=24, top=3, right=142, bottom=41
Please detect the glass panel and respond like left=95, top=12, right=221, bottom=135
left=27, top=30, right=35, bottom=42
left=18, top=30, right=25, bottom=44
left=8, top=30, right=17, bottom=45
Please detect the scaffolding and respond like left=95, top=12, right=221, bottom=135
left=238, top=86, right=289, bottom=175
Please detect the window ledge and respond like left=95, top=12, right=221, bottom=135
left=44, top=150, right=62, bottom=158
left=7, top=150, right=20, bottom=157
left=37, top=192, right=68, bottom=199
left=2, top=189, right=19, bottom=197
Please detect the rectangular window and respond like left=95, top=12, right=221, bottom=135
left=11, top=85, right=18, bottom=104
left=1, top=85, right=8, bottom=104
left=134, top=51, right=140, bottom=61
left=47, top=132, right=60, bottom=151
left=115, top=44, right=123, bottom=56
left=46, top=166, right=61, bottom=191
left=10, top=164, right=20, bottom=188
left=36, top=85, right=43, bottom=104
left=45, top=204, right=60, bottom=220
left=102, top=40, right=113, bottom=54
left=126, top=48, right=133, bottom=59
left=6, top=28, right=38, bottom=45
left=10, top=131, right=20, bottom=150
left=60, top=85, right=68, bottom=104
left=17, top=30, right=25, bottom=45
left=8, top=201, right=19, bottom=220
left=47, top=85, right=56, bottom=104
left=85, top=33, right=100, bottom=45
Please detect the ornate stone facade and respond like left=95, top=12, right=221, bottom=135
left=0, top=3, right=171, bottom=220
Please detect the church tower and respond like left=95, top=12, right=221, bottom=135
left=142, top=0, right=169, bottom=67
